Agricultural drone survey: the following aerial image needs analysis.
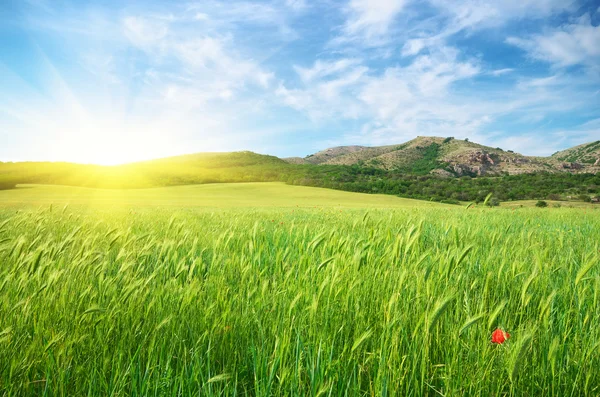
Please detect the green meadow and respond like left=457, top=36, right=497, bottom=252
left=0, top=183, right=599, bottom=395
left=0, top=183, right=440, bottom=209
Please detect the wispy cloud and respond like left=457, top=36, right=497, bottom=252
left=339, top=0, right=408, bottom=45
left=402, top=0, right=576, bottom=56
left=285, top=0, right=308, bottom=11
left=507, top=14, right=600, bottom=71
left=123, top=16, right=169, bottom=50
left=490, top=68, right=515, bottom=76
left=278, top=46, right=484, bottom=140
left=293, top=58, right=362, bottom=83
left=185, top=1, right=299, bottom=39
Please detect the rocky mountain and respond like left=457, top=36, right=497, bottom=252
left=284, top=137, right=600, bottom=176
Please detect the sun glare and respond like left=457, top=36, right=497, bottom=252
left=56, top=142, right=173, bottom=166
left=47, top=123, right=182, bottom=165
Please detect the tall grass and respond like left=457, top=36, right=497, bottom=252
left=0, top=205, right=598, bottom=395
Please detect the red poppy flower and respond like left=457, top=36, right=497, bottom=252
left=491, top=329, right=510, bottom=344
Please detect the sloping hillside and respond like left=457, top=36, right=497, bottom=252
left=0, top=151, right=291, bottom=189
left=286, top=137, right=600, bottom=176
left=551, top=141, right=600, bottom=165
left=286, top=145, right=373, bottom=164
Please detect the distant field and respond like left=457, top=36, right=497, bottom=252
left=0, top=183, right=599, bottom=395
left=0, top=183, right=443, bottom=208
left=2, top=183, right=598, bottom=210
left=500, top=199, right=598, bottom=209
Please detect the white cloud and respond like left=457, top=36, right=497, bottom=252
left=516, top=74, right=561, bottom=89
left=402, top=38, right=430, bottom=57
left=507, top=15, right=600, bottom=69
left=185, top=1, right=298, bottom=40
left=120, top=14, right=275, bottom=108
left=406, top=47, right=479, bottom=96
left=335, top=0, right=408, bottom=46
left=401, top=0, right=576, bottom=56
left=490, top=68, right=514, bottom=76
left=429, top=0, right=574, bottom=31
left=193, top=12, right=209, bottom=21
left=275, top=84, right=314, bottom=112
left=285, top=0, right=307, bottom=11
left=276, top=64, right=368, bottom=120
left=293, top=59, right=361, bottom=83
left=354, top=52, right=484, bottom=142
left=123, top=16, right=169, bottom=50
left=278, top=46, right=482, bottom=133
left=319, top=66, right=368, bottom=100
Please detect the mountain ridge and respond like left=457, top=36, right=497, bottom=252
left=284, top=136, right=600, bottom=176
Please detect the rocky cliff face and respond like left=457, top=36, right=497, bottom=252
left=450, top=151, right=495, bottom=176
left=469, top=151, right=495, bottom=165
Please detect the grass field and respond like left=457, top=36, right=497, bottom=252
left=0, top=183, right=599, bottom=395
left=0, top=183, right=442, bottom=209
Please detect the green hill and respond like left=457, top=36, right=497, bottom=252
left=0, top=151, right=290, bottom=189
left=285, top=136, right=600, bottom=176
left=551, top=140, right=600, bottom=164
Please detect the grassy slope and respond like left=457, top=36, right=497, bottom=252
left=0, top=182, right=443, bottom=208
left=551, top=140, right=600, bottom=163
left=0, top=151, right=290, bottom=189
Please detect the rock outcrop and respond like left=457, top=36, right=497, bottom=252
left=469, top=151, right=495, bottom=165
left=507, top=157, right=530, bottom=164
left=430, top=168, right=454, bottom=178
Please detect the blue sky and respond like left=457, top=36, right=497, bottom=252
left=1, top=0, right=599, bottom=164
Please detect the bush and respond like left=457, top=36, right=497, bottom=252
left=440, top=199, right=460, bottom=205
left=553, top=203, right=562, bottom=208
left=443, top=137, right=454, bottom=143
left=536, top=200, right=548, bottom=208
left=0, top=182, right=16, bottom=190
left=485, top=197, right=500, bottom=207
left=579, top=194, right=591, bottom=202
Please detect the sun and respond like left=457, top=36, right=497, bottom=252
left=49, top=127, right=179, bottom=165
